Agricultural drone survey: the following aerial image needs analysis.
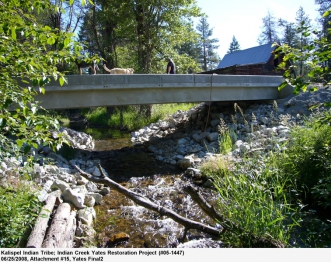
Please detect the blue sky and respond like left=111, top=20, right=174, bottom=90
left=194, top=0, right=321, bottom=59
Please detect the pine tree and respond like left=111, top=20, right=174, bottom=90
left=278, top=19, right=297, bottom=47
left=227, top=36, right=241, bottom=53
left=196, top=16, right=220, bottom=71
left=258, top=11, right=279, bottom=44
left=315, top=0, right=331, bottom=35
left=295, top=6, right=312, bottom=77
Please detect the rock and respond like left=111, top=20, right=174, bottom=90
left=192, top=133, right=201, bottom=143
left=91, top=166, right=108, bottom=177
left=104, top=233, right=130, bottom=247
left=206, top=132, right=219, bottom=142
left=61, top=188, right=86, bottom=209
left=203, top=179, right=214, bottom=188
left=177, top=156, right=194, bottom=169
left=85, top=181, right=98, bottom=192
left=99, top=187, right=111, bottom=196
left=71, top=185, right=88, bottom=195
left=51, top=179, right=70, bottom=192
left=210, top=119, right=220, bottom=127
left=33, top=164, right=46, bottom=178
left=177, top=138, right=188, bottom=145
left=87, top=193, right=103, bottom=204
left=84, top=195, right=96, bottom=207
left=77, top=207, right=96, bottom=226
left=183, top=167, right=202, bottom=181
left=147, top=145, right=159, bottom=153
left=177, top=238, right=223, bottom=248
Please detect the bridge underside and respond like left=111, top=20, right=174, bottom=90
left=33, top=74, right=292, bottom=110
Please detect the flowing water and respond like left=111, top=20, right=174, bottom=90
left=72, top=126, right=222, bottom=248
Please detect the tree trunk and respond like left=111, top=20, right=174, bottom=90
left=42, top=203, right=71, bottom=248
left=139, top=104, right=152, bottom=118
left=106, top=106, right=117, bottom=116
left=26, top=194, right=57, bottom=248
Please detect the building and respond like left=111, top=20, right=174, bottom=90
left=200, top=43, right=283, bottom=75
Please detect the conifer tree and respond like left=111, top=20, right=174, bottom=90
left=196, top=16, right=220, bottom=71
left=227, top=36, right=241, bottom=54
left=258, top=11, right=279, bottom=44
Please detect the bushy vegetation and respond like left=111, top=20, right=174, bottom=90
left=84, top=103, right=198, bottom=131
left=202, top=111, right=331, bottom=247
left=0, top=179, right=41, bottom=247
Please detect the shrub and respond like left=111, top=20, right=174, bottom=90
left=0, top=180, right=41, bottom=247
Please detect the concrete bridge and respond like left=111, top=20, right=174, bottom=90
left=33, top=74, right=292, bottom=109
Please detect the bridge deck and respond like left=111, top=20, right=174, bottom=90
left=33, top=74, right=291, bottom=109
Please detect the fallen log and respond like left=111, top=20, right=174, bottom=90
left=183, top=184, right=224, bottom=223
left=74, top=164, right=222, bottom=238
left=60, top=210, right=77, bottom=248
left=42, top=202, right=71, bottom=248
left=183, top=184, right=241, bottom=233
left=26, top=194, right=57, bottom=248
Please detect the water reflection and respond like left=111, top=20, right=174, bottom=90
left=74, top=127, right=132, bottom=150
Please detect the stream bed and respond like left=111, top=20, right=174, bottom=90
left=73, top=127, right=222, bottom=248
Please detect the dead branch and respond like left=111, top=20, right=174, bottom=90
left=74, top=164, right=222, bottom=238
left=75, top=164, right=285, bottom=247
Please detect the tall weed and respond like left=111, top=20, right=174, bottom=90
left=210, top=156, right=298, bottom=247
left=218, top=118, right=235, bottom=154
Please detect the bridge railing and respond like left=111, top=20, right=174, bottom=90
left=32, top=74, right=292, bottom=109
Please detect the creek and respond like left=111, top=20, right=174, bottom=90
left=71, top=126, right=222, bottom=248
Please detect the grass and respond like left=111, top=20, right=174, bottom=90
left=218, top=118, right=236, bottom=154
left=201, top=156, right=298, bottom=247
left=84, top=103, right=198, bottom=130
left=200, top=109, right=331, bottom=247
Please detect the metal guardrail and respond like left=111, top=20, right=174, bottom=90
left=32, top=74, right=291, bottom=109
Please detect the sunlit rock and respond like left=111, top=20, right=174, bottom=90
left=61, top=188, right=86, bottom=209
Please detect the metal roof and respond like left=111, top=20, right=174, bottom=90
left=217, top=43, right=276, bottom=69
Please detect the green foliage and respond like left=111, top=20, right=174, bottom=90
left=84, top=104, right=198, bottom=130
left=79, top=0, right=202, bottom=73
left=202, top=111, right=331, bottom=247
left=295, top=211, right=331, bottom=247
left=199, top=157, right=231, bottom=180
left=258, top=11, right=280, bottom=45
left=0, top=0, right=95, bottom=162
left=0, top=182, right=42, bottom=247
left=209, top=157, right=297, bottom=247
left=196, top=16, right=220, bottom=71
left=275, top=8, right=331, bottom=93
left=218, top=118, right=235, bottom=154
left=275, top=111, right=331, bottom=208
